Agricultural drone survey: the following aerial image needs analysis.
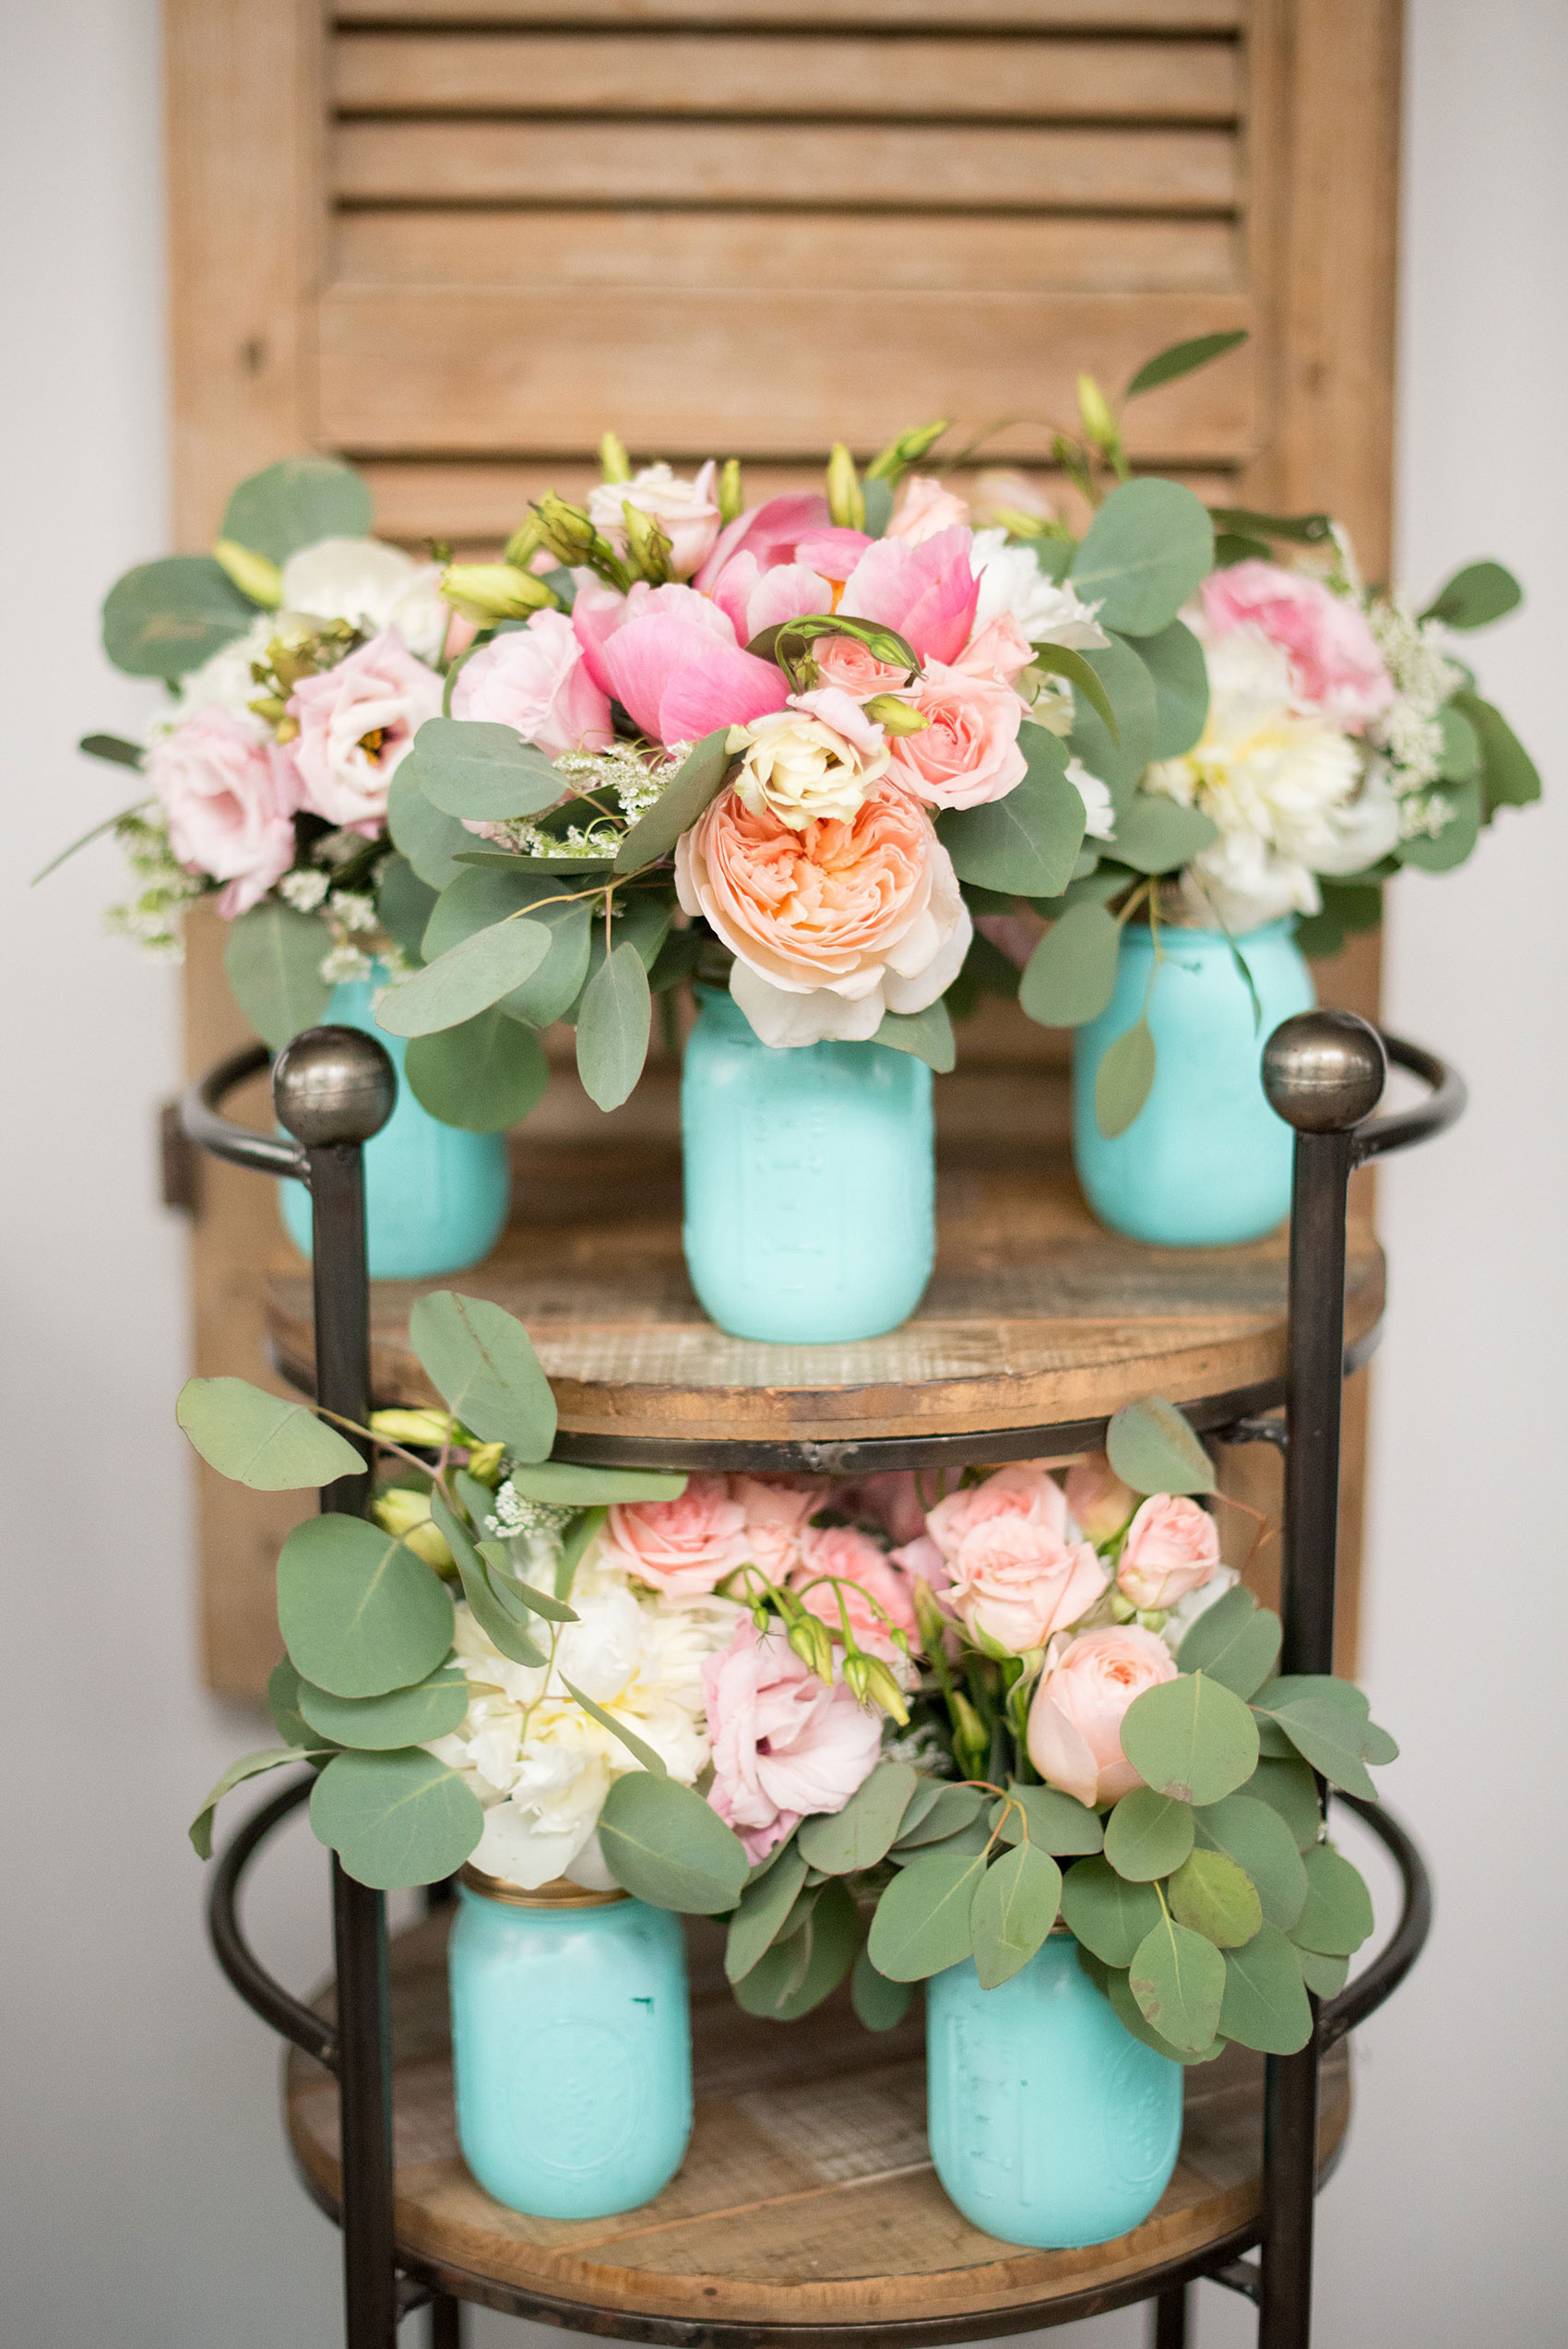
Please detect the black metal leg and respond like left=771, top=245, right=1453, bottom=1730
left=1152, top=2283, right=1188, bottom=2348
left=427, top=2295, right=465, bottom=2348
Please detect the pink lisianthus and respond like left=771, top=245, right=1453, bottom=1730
left=730, top=1476, right=821, bottom=1580
left=886, top=661, right=1028, bottom=810
left=1116, top=1495, right=1221, bottom=1611
left=674, top=780, right=971, bottom=1045
left=449, top=607, right=612, bottom=757
left=571, top=578, right=788, bottom=747
left=290, top=626, right=443, bottom=830
left=1200, top=561, right=1395, bottom=732
left=586, top=460, right=722, bottom=579
left=599, top=1474, right=752, bottom=1599
left=886, top=475, right=970, bottom=545
left=838, top=527, right=980, bottom=666
left=922, top=1464, right=1070, bottom=1568
left=147, top=707, right=301, bottom=915
left=1027, top=1625, right=1178, bottom=1808
left=1064, top=1455, right=1138, bottom=1545
left=791, top=1524, right=918, bottom=1660
left=702, top=1617, right=883, bottom=1861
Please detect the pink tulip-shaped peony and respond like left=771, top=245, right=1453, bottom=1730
left=1064, top=1455, right=1138, bottom=1545
left=290, top=626, right=443, bottom=830
left=1116, top=1495, right=1221, bottom=1611
left=148, top=707, right=302, bottom=916
left=886, top=475, right=971, bottom=545
left=571, top=578, right=788, bottom=747
left=886, top=661, right=1028, bottom=810
left=730, top=1476, right=821, bottom=1581
left=695, top=494, right=872, bottom=597
left=702, top=1617, right=883, bottom=1860
left=599, top=1474, right=753, bottom=1599
left=675, top=780, right=971, bottom=1045
left=838, top=527, right=980, bottom=666
left=791, top=1523, right=919, bottom=1660
left=944, top=1517, right=1107, bottom=1657
left=707, top=553, right=834, bottom=647
left=1200, top=561, right=1395, bottom=732
left=1027, top=1625, right=1178, bottom=1808
left=450, top=607, right=613, bottom=756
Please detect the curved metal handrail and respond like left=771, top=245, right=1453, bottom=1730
left=182, top=1042, right=307, bottom=1182
left=1320, top=1794, right=1432, bottom=2045
left=1356, top=1031, right=1467, bottom=1164
left=208, top=1773, right=339, bottom=2071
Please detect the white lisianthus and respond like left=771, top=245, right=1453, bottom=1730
left=279, top=538, right=446, bottom=663
left=730, top=689, right=891, bottom=830
left=1145, top=626, right=1399, bottom=932
left=1064, top=757, right=1116, bottom=841
left=587, top=461, right=722, bottom=580
left=969, top=529, right=1110, bottom=651
left=149, top=612, right=300, bottom=742
left=427, top=1556, right=741, bottom=1890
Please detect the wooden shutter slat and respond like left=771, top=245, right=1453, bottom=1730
left=333, top=1, right=1245, bottom=28
left=334, top=209, right=1238, bottom=294
left=334, top=121, right=1238, bottom=211
left=318, top=285, right=1253, bottom=458
left=334, top=33, right=1241, bottom=123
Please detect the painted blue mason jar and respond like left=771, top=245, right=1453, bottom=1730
left=681, top=986, right=934, bottom=1343
left=278, top=968, right=509, bottom=1279
left=1073, top=920, right=1316, bottom=1247
left=926, top=1932, right=1182, bottom=2250
left=447, top=1869, right=693, bottom=2221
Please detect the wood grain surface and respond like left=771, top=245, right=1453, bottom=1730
left=285, top=1911, right=1349, bottom=2332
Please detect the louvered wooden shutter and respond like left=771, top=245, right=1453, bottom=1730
left=166, top=0, right=1399, bottom=1696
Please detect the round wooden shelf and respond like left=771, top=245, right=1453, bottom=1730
left=285, top=1913, right=1349, bottom=2344
left=264, top=1095, right=1383, bottom=1469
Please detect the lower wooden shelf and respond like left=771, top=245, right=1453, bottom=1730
left=285, top=1913, right=1349, bottom=2343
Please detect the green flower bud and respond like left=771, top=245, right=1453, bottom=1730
left=440, top=564, right=557, bottom=624
left=986, top=505, right=1049, bottom=542
left=600, top=430, right=632, bottom=483
left=1076, top=372, right=1120, bottom=454
left=866, top=419, right=950, bottom=485
left=826, top=442, right=865, bottom=531
left=862, top=1659, right=910, bottom=1726
left=503, top=513, right=546, bottom=569
left=950, top=1691, right=989, bottom=1779
left=862, top=695, right=930, bottom=736
left=719, top=458, right=744, bottom=524
left=911, top=1574, right=948, bottom=1659
left=1109, top=1588, right=1139, bottom=1624
left=371, top=1407, right=460, bottom=1447
left=535, top=495, right=633, bottom=590
left=842, top=1651, right=873, bottom=1705
left=372, top=1486, right=455, bottom=1575
left=212, top=538, right=283, bottom=608
left=466, top=1440, right=505, bottom=1483
left=623, top=501, right=673, bottom=585
left=788, top=1615, right=836, bottom=1685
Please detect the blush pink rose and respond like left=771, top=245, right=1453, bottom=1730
left=1200, top=561, right=1395, bottom=732
left=813, top=637, right=911, bottom=698
left=886, top=661, right=1028, bottom=810
left=675, top=781, right=971, bottom=1045
left=1116, top=1495, right=1221, bottom=1611
left=945, top=1518, right=1107, bottom=1657
left=923, top=1464, right=1070, bottom=1568
left=148, top=707, right=301, bottom=916
left=1027, top=1625, right=1179, bottom=1808
left=450, top=607, right=613, bottom=757
left=887, top=476, right=970, bottom=545
left=954, top=613, right=1034, bottom=687
left=1065, top=1456, right=1138, bottom=1544
left=599, top=1474, right=752, bottom=1598
left=791, top=1523, right=918, bottom=1660
left=290, top=626, right=443, bottom=830
left=838, top=527, right=980, bottom=666
left=731, top=1476, right=820, bottom=1580
left=702, top=1617, right=883, bottom=1860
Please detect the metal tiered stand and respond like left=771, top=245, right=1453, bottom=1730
left=184, top=1009, right=1460, bottom=2349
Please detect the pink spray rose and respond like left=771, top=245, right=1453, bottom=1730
left=944, top=1517, right=1107, bottom=1657
left=572, top=578, right=788, bottom=747
left=1200, top=561, right=1395, bottom=732
left=886, top=475, right=970, bottom=545
left=1027, top=1625, right=1178, bottom=1808
left=730, top=1476, right=820, bottom=1580
left=449, top=607, right=613, bottom=757
left=1116, top=1495, right=1221, bottom=1611
left=675, top=780, right=971, bottom=1045
left=290, top=626, right=443, bottom=830
left=922, top=1463, right=1070, bottom=1567
left=599, top=1474, right=752, bottom=1599
left=702, top=1617, right=883, bottom=1860
left=791, top=1524, right=919, bottom=1660
left=954, top=612, right=1035, bottom=688
left=886, top=661, right=1028, bottom=810
left=813, top=636, right=911, bottom=698
left=148, top=707, right=301, bottom=916
left=1065, top=1455, right=1138, bottom=1544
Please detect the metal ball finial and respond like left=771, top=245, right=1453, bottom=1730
left=273, top=1026, right=397, bottom=1148
left=1262, top=1010, right=1386, bottom=1135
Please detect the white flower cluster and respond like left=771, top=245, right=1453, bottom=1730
left=1364, top=591, right=1466, bottom=799
left=488, top=744, right=676, bottom=861
left=104, top=810, right=204, bottom=960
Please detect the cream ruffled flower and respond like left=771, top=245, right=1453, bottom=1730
left=968, top=529, right=1110, bottom=651
left=730, top=689, right=891, bottom=830
left=279, top=538, right=446, bottom=663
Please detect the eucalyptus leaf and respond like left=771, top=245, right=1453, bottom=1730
left=297, top=1668, right=470, bottom=1751
left=891, top=1776, right=946, bottom=1840
left=726, top=1844, right=810, bottom=1982
left=866, top=1848, right=988, bottom=1981
left=873, top=1000, right=956, bottom=1072
left=78, top=733, right=147, bottom=770
left=1194, top=1793, right=1309, bottom=1932
left=1103, top=1787, right=1196, bottom=1882
left=1250, top=1678, right=1378, bottom=1800
left=891, top=1783, right=987, bottom=1850
left=1420, top=559, right=1522, bottom=631
left=1019, top=900, right=1121, bottom=1029
left=1094, top=1017, right=1156, bottom=1139
left=404, top=1009, right=548, bottom=1132
left=852, top=1944, right=913, bottom=2031
left=598, top=1772, right=750, bottom=1914
left=763, top=1879, right=862, bottom=2020
left=1455, top=691, right=1540, bottom=817
left=1297, top=1948, right=1350, bottom=1999
left=1437, top=703, right=1481, bottom=783
left=175, top=1377, right=362, bottom=1490
left=505, top=1462, right=687, bottom=1506
left=277, top=1514, right=456, bottom=1699
left=1168, top=1846, right=1263, bottom=1948
left=1217, top=1922, right=1313, bottom=2054
left=478, top=1542, right=578, bottom=1623
left=103, top=554, right=255, bottom=679
left=1291, top=1844, right=1375, bottom=1956
left=1107, top=1964, right=1222, bottom=2065
left=1111, top=794, right=1219, bottom=875
left=221, top=457, right=372, bottom=565
left=429, top=1490, right=546, bottom=1667
left=310, top=1747, right=484, bottom=1890
left=936, top=734, right=1084, bottom=899
left=409, top=1291, right=556, bottom=1460
left=731, top=1914, right=816, bottom=2014
left=798, top=1763, right=917, bottom=1876
left=1397, top=775, right=1482, bottom=874
left=1134, top=620, right=1209, bottom=758
left=1206, top=506, right=1334, bottom=549
left=388, top=768, right=474, bottom=891
left=1121, top=1673, right=1260, bottom=1807
left=557, top=1506, right=607, bottom=1603
left=970, top=1842, right=1063, bottom=1989
left=1176, top=1585, right=1281, bottom=1699
left=408, top=719, right=564, bottom=822
left=224, top=901, right=332, bottom=1050
left=190, top=1748, right=309, bottom=1859
left=990, top=1783, right=1105, bottom=1855
left=422, top=865, right=591, bottom=1028
left=376, top=920, right=552, bottom=1039
left=1028, top=643, right=1119, bottom=740
left=1247, top=1758, right=1324, bottom=1854
left=268, top=1657, right=317, bottom=1752
left=562, top=1679, right=669, bottom=1776
left=1106, top=1395, right=1216, bottom=1496
left=1067, top=637, right=1158, bottom=807
left=576, top=940, right=651, bottom=1111
left=614, top=730, right=733, bottom=873
left=376, top=853, right=438, bottom=966
left=1059, top=1856, right=1162, bottom=1966
left=1070, top=480, right=1216, bottom=638
left=1128, top=1914, right=1226, bottom=2052
left=1124, top=330, right=1248, bottom=399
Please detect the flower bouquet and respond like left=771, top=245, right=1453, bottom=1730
left=185, top=1292, right=1393, bottom=2245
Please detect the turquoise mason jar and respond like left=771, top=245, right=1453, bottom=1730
left=926, top=1933, right=1182, bottom=2249
left=447, top=1870, right=693, bottom=2221
left=1072, top=920, right=1315, bottom=1247
left=681, top=987, right=935, bottom=1343
left=278, top=968, right=509, bottom=1279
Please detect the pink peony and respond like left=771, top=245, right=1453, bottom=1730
left=1200, top=561, right=1395, bottom=732
left=886, top=661, right=1028, bottom=810
left=707, top=553, right=833, bottom=647
left=1116, top=1495, right=1221, bottom=1612
left=599, top=1474, right=752, bottom=1599
left=838, top=527, right=980, bottom=666
left=1027, top=1625, right=1178, bottom=1808
left=923, top=1464, right=1070, bottom=1568
left=695, top=495, right=873, bottom=601
left=944, top=1516, right=1107, bottom=1657
left=449, top=607, right=613, bottom=757
left=674, top=780, right=971, bottom=1045
left=1064, top=1455, right=1138, bottom=1545
left=813, top=637, right=911, bottom=698
left=791, top=1523, right=918, bottom=1660
left=571, top=578, right=787, bottom=747
left=730, top=1476, right=821, bottom=1580
left=887, top=475, right=970, bottom=545
left=702, top=1617, right=883, bottom=1860
left=148, top=707, right=301, bottom=916
left=290, top=626, right=443, bottom=830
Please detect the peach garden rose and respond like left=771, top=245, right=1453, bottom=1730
left=598, top=1475, right=752, bottom=1600
left=1116, top=1495, right=1221, bottom=1612
left=1027, top=1624, right=1179, bottom=1808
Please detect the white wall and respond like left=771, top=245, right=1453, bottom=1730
left=1, top=4, right=1562, bottom=2344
